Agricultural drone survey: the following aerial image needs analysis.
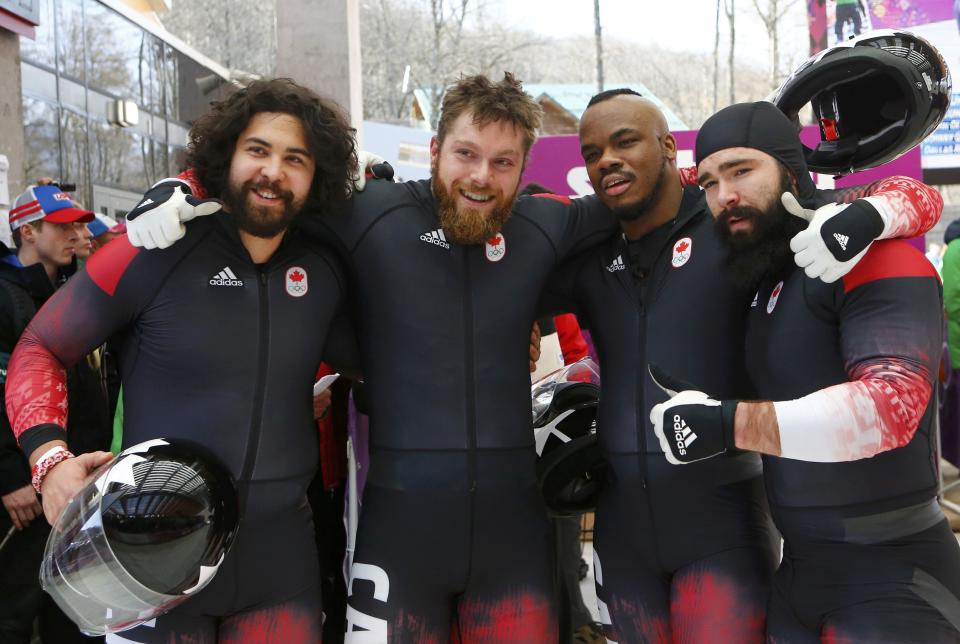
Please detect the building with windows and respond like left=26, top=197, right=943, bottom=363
left=0, top=0, right=231, bottom=223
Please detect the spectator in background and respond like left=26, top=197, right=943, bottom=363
left=939, top=219, right=960, bottom=465
left=73, top=220, right=94, bottom=262
left=86, top=214, right=126, bottom=254
left=33, top=178, right=95, bottom=264
left=0, top=185, right=109, bottom=643
left=834, top=0, right=865, bottom=41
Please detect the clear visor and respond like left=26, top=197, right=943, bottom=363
left=531, top=356, right=601, bottom=424
left=41, top=452, right=219, bottom=635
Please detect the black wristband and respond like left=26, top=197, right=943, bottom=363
left=819, top=199, right=884, bottom=262
left=20, top=423, right=68, bottom=462
left=720, top=400, right=738, bottom=451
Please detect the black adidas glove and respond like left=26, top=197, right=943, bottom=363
left=126, top=179, right=223, bottom=250
left=783, top=193, right=884, bottom=283
left=648, top=365, right=738, bottom=465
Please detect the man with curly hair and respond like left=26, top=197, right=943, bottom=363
left=5, top=78, right=356, bottom=642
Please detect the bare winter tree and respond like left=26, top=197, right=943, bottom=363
left=594, top=0, right=604, bottom=93
left=358, top=0, right=786, bottom=129
left=359, top=0, right=544, bottom=127
left=725, top=0, right=736, bottom=104
left=713, top=0, right=721, bottom=111
left=162, top=0, right=277, bottom=78
left=750, top=0, right=800, bottom=91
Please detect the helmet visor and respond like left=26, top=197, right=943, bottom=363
left=532, top=356, right=601, bottom=424
left=42, top=443, right=227, bottom=635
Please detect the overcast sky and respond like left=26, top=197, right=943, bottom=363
left=492, top=0, right=812, bottom=69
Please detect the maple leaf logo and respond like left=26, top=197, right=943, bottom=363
left=290, top=270, right=304, bottom=282
left=676, top=240, right=689, bottom=253
left=487, top=235, right=502, bottom=246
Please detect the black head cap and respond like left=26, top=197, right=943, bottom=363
left=695, top=101, right=816, bottom=201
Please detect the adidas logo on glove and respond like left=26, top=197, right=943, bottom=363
left=673, top=415, right=698, bottom=455
left=833, top=232, right=849, bottom=251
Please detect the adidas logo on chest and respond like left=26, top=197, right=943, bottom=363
left=420, top=228, right=450, bottom=249
left=209, top=266, right=244, bottom=287
left=606, top=255, right=625, bottom=272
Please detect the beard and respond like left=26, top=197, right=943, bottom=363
left=611, top=154, right=668, bottom=223
left=431, top=164, right=517, bottom=245
left=222, top=178, right=304, bottom=239
left=715, top=172, right=808, bottom=292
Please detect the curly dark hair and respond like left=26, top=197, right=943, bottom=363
left=186, top=78, right=358, bottom=214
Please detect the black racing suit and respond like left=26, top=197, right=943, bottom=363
left=746, top=240, right=960, bottom=643
left=298, top=179, right=616, bottom=643
left=9, top=213, right=345, bottom=642
left=542, top=186, right=777, bottom=643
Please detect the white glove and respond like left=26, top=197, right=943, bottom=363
left=352, top=151, right=388, bottom=192
left=126, top=180, right=222, bottom=250
left=783, top=192, right=879, bottom=283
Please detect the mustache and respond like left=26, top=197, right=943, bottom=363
left=453, top=180, right=498, bottom=198
left=244, top=179, right=294, bottom=202
left=599, top=167, right=636, bottom=183
left=717, top=205, right=764, bottom=228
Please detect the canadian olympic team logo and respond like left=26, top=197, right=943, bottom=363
left=485, top=233, right=506, bottom=262
left=767, top=281, right=783, bottom=314
left=285, top=266, right=308, bottom=297
left=671, top=237, right=692, bottom=268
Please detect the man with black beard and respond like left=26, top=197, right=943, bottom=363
left=543, top=91, right=944, bottom=643
left=713, top=169, right=806, bottom=293
left=650, top=101, right=960, bottom=642
left=6, top=79, right=356, bottom=642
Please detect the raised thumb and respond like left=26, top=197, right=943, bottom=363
left=781, top=192, right=813, bottom=222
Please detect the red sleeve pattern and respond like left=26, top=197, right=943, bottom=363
left=848, top=358, right=932, bottom=454
left=678, top=166, right=698, bottom=188
left=6, top=328, right=68, bottom=443
left=859, top=176, right=943, bottom=239
left=773, top=241, right=941, bottom=462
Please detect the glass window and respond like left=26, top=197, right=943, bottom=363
left=83, top=0, right=149, bottom=104
left=60, top=109, right=90, bottom=205
left=89, top=119, right=148, bottom=192
left=22, top=97, right=60, bottom=184
left=169, top=144, right=187, bottom=176
left=21, top=63, right=57, bottom=102
left=19, top=0, right=56, bottom=68
left=58, top=76, right=87, bottom=112
left=57, top=0, right=85, bottom=81
left=161, top=43, right=178, bottom=119
left=168, top=122, right=189, bottom=149
left=171, top=51, right=225, bottom=126
left=141, top=34, right=163, bottom=114
left=150, top=139, right=169, bottom=183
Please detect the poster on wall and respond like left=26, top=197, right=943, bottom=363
left=807, top=0, right=960, bottom=182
